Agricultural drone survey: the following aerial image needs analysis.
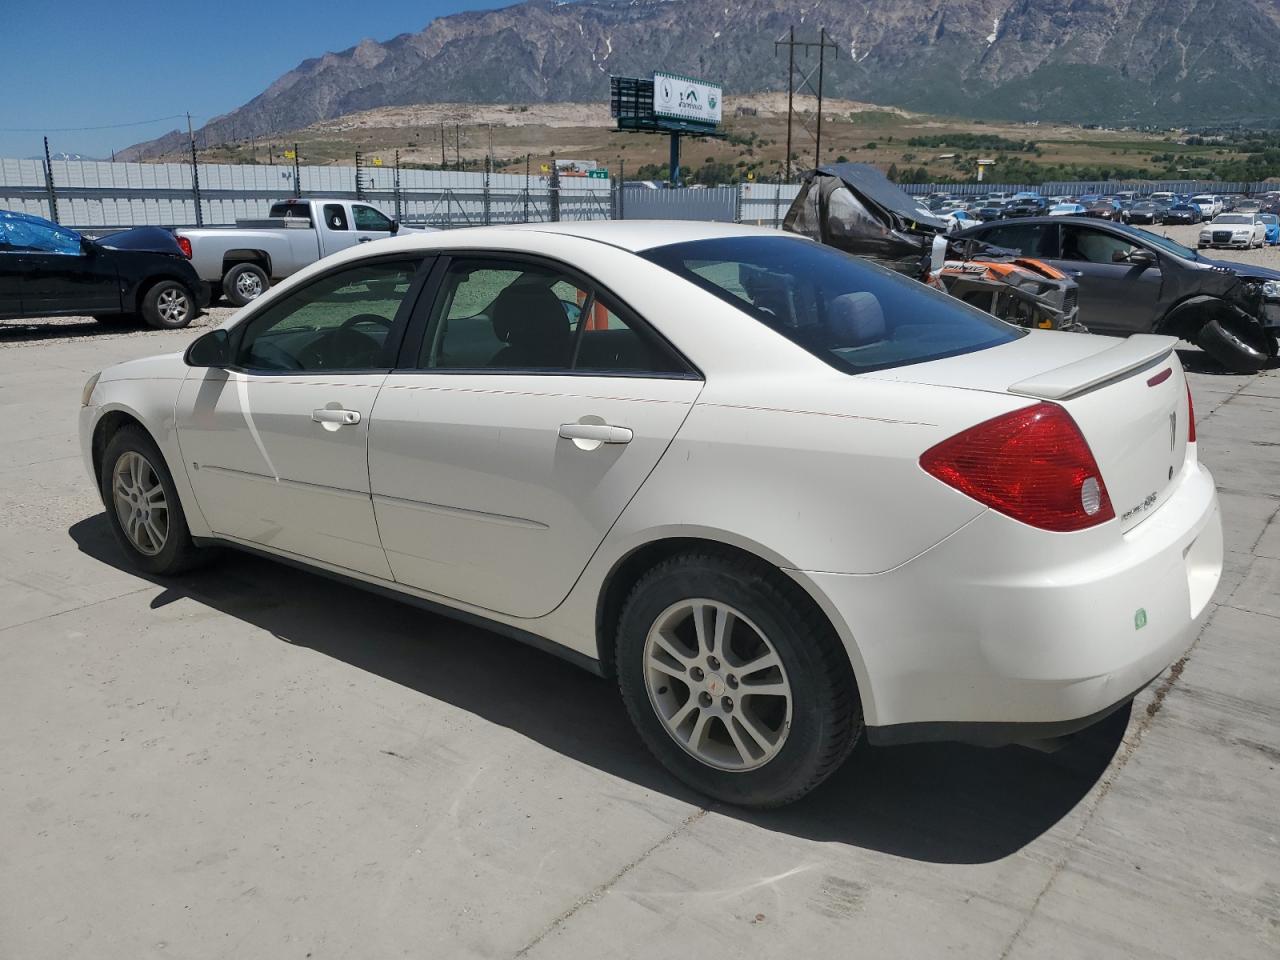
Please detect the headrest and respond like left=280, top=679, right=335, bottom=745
left=491, top=282, right=570, bottom=347
left=827, top=291, right=886, bottom=347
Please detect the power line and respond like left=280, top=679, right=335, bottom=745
left=0, top=114, right=193, bottom=133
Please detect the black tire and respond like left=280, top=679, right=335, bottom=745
left=616, top=551, right=862, bottom=808
left=140, top=280, right=196, bottom=329
left=1197, top=318, right=1269, bottom=374
left=223, top=262, right=269, bottom=307
left=99, top=425, right=205, bottom=576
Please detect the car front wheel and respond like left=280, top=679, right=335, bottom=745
left=616, top=552, right=862, bottom=808
left=99, top=426, right=206, bottom=576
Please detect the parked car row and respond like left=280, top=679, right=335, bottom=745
left=923, top=189, right=1280, bottom=233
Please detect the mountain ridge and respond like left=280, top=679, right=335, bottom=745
left=122, top=0, right=1280, bottom=159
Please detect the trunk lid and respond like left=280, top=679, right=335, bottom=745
left=870, top=331, right=1188, bottom=532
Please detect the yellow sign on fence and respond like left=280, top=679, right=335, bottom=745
left=372, top=157, right=383, bottom=167
left=283, top=150, right=296, bottom=160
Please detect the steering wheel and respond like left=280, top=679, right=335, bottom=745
left=325, top=313, right=394, bottom=367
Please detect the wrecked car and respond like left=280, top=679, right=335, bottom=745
left=783, top=163, right=1084, bottom=333
left=957, top=216, right=1280, bottom=373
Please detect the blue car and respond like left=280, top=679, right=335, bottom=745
left=1259, top=213, right=1280, bottom=246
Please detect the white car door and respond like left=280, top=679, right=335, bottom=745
left=176, top=256, right=428, bottom=578
left=367, top=255, right=702, bottom=619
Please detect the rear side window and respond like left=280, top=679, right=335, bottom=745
left=976, top=223, right=1058, bottom=257
left=323, top=204, right=348, bottom=231
left=641, top=236, right=1022, bottom=375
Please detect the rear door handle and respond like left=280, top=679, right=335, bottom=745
left=312, top=408, right=361, bottom=425
left=558, top=422, right=633, bottom=444
left=357, top=236, right=373, bottom=243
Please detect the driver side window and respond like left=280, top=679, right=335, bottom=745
left=236, top=259, right=420, bottom=371
left=1061, top=227, right=1138, bottom=264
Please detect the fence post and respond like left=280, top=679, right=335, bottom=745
left=293, top=143, right=302, bottom=198
left=43, top=137, right=59, bottom=224
left=734, top=181, right=744, bottom=223
left=523, top=154, right=530, bottom=223
left=773, top=175, right=783, bottom=228
left=483, top=154, right=491, bottom=226
left=394, top=150, right=402, bottom=222
left=354, top=151, right=364, bottom=200
left=187, top=113, right=203, bottom=226
left=550, top=162, right=561, bottom=222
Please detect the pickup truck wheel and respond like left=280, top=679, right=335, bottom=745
left=223, top=263, right=269, bottom=307
left=1198, top=318, right=1269, bottom=374
left=140, top=281, right=195, bottom=330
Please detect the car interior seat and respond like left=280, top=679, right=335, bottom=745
left=490, top=282, right=572, bottom=368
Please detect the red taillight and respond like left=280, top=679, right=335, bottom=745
left=920, top=402, right=1115, bottom=532
left=176, top=235, right=192, bottom=259
left=1186, top=384, right=1196, bottom=443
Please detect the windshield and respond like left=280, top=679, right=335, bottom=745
left=1121, top=224, right=1200, bottom=260
left=641, top=236, right=1023, bottom=375
left=1214, top=215, right=1251, bottom=224
left=1260, top=215, right=1278, bottom=225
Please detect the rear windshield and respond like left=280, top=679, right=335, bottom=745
left=640, top=235, right=1023, bottom=375
left=269, top=202, right=313, bottom=221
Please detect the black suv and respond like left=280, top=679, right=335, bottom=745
left=0, top=210, right=206, bottom=328
left=957, top=216, right=1280, bottom=372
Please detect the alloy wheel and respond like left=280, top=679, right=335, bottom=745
left=643, top=599, right=793, bottom=772
left=111, top=451, right=168, bottom=556
left=157, top=287, right=190, bottom=325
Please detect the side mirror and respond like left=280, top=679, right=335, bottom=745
left=80, top=236, right=97, bottom=256
left=185, top=328, right=230, bottom=368
left=1116, top=248, right=1157, bottom=266
left=389, top=220, right=400, bottom=235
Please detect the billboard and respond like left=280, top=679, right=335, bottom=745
left=653, top=72, right=722, bottom=127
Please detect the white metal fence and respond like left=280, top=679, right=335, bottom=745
left=0, top=158, right=613, bottom=230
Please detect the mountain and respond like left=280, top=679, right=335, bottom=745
left=123, top=0, right=1280, bottom=158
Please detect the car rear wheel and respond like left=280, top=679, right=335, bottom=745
left=140, top=281, right=195, bottom=329
left=99, top=426, right=206, bottom=576
left=223, top=262, right=269, bottom=307
left=616, top=551, right=862, bottom=808
left=1198, top=318, right=1269, bottom=374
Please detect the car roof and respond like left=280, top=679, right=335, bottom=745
left=391, top=219, right=793, bottom=254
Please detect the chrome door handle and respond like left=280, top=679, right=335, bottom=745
left=357, top=237, right=372, bottom=243
left=312, top=408, right=361, bottom=425
left=558, top=422, right=633, bottom=444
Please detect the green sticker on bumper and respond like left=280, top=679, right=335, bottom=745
left=1134, top=608, right=1148, bottom=630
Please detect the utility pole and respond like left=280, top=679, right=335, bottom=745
left=440, top=122, right=446, bottom=168
left=455, top=124, right=461, bottom=170
left=523, top=153, right=530, bottom=223
left=187, top=113, right=204, bottom=226
left=775, top=27, right=838, bottom=178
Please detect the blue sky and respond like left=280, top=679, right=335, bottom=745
left=0, top=0, right=503, bottom=159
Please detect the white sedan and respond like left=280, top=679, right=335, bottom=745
left=79, top=221, right=1223, bottom=807
left=1199, top=214, right=1268, bottom=249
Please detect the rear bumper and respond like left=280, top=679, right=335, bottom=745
left=797, top=458, right=1222, bottom=740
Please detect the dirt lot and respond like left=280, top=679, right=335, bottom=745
left=1, top=231, right=1278, bottom=960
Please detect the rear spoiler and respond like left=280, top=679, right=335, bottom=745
left=1009, top=334, right=1177, bottom=401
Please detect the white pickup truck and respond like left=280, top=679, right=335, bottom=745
left=177, top=198, right=429, bottom=306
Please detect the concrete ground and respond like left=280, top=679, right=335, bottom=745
left=1, top=300, right=1278, bottom=959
